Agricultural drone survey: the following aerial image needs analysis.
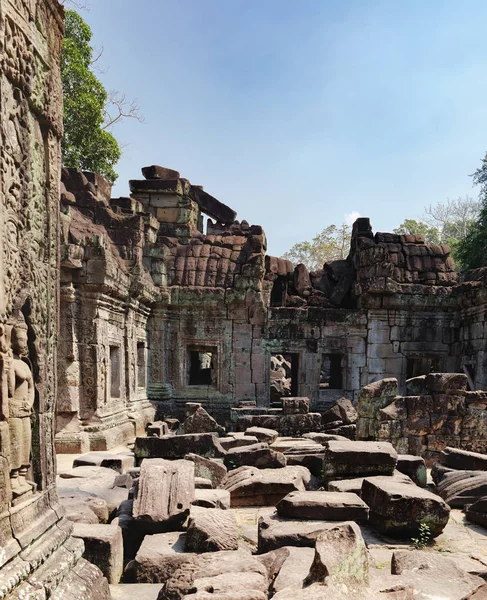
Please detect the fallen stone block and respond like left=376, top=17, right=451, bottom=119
left=304, top=521, right=369, bottom=587
left=282, top=397, right=310, bottom=415
left=59, top=489, right=110, bottom=524
left=157, top=549, right=268, bottom=600
left=270, top=437, right=322, bottom=453
left=73, top=452, right=134, bottom=474
left=185, top=506, right=238, bottom=552
left=195, top=477, right=212, bottom=489
left=236, top=414, right=281, bottom=432
left=179, top=405, right=226, bottom=436
left=133, top=458, right=194, bottom=530
left=271, top=547, right=315, bottom=594
left=124, top=531, right=194, bottom=583
left=276, top=491, right=369, bottom=521
left=431, top=461, right=456, bottom=484
left=361, top=476, right=450, bottom=538
left=396, top=455, right=427, bottom=487
left=146, top=421, right=169, bottom=437
left=280, top=413, right=322, bottom=437
left=326, top=423, right=356, bottom=439
left=224, top=442, right=286, bottom=470
left=283, top=447, right=325, bottom=477
left=437, top=470, right=487, bottom=507
left=323, top=440, right=397, bottom=479
left=244, top=426, right=278, bottom=444
left=219, top=435, right=259, bottom=451
left=134, top=433, right=225, bottom=462
left=440, top=447, right=487, bottom=471
left=391, top=549, right=486, bottom=599
left=425, top=372, right=468, bottom=393
left=258, top=512, right=339, bottom=553
left=72, top=523, right=123, bottom=584
left=193, top=488, right=231, bottom=509
left=302, top=432, right=349, bottom=443
left=466, top=496, right=487, bottom=528
left=224, top=465, right=311, bottom=507
left=189, top=571, right=268, bottom=599
left=328, top=470, right=413, bottom=495
left=184, top=453, right=227, bottom=488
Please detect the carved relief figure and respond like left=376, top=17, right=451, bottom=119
left=7, top=321, right=35, bottom=496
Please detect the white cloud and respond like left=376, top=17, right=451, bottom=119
left=345, top=211, right=361, bottom=226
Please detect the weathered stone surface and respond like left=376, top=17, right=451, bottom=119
left=184, top=453, right=227, bottom=488
left=323, top=440, right=397, bottom=479
left=276, top=491, right=369, bottom=521
left=236, top=415, right=281, bottom=432
left=282, top=397, right=310, bottom=415
left=73, top=452, right=134, bottom=474
left=195, top=477, right=213, bottom=489
left=437, top=470, right=487, bottom=507
left=224, top=442, right=286, bottom=470
left=272, top=547, right=315, bottom=594
left=133, top=459, right=195, bottom=526
left=466, top=496, right=487, bottom=528
left=219, top=436, right=259, bottom=450
left=391, top=550, right=487, bottom=599
left=124, top=532, right=194, bottom=584
left=327, top=471, right=414, bottom=495
left=147, top=422, right=169, bottom=437
left=440, top=447, right=487, bottom=471
left=425, top=373, right=468, bottom=393
left=302, top=432, right=349, bottom=443
left=72, top=523, right=123, bottom=584
left=283, top=447, right=325, bottom=477
left=193, top=488, right=231, bottom=509
left=185, top=506, right=238, bottom=552
left=59, top=489, right=110, bottom=524
left=361, top=476, right=450, bottom=537
left=271, top=438, right=322, bottom=453
left=396, top=455, right=427, bottom=487
left=179, top=406, right=226, bottom=436
left=280, top=413, right=322, bottom=437
left=304, top=521, right=369, bottom=587
left=156, top=549, right=268, bottom=600
left=142, top=165, right=181, bottom=180
left=224, top=466, right=311, bottom=507
left=245, top=426, right=279, bottom=444
left=135, top=434, right=226, bottom=461
left=188, top=571, right=268, bottom=599
left=258, top=512, right=340, bottom=553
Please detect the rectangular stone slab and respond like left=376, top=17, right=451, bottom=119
left=323, top=440, right=397, bottom=479
left=276, top=491, right=369, bottom=521
left=440, top=447, right=487, bottom=471
left=134, top=433, right=225, bottom=462
left=361, top=476, right=450, bottom=538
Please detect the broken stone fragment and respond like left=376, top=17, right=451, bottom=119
left=327, top=470, right=414, bottom=496
left=224, top=442, right=287, bottom=470
left=142, top=165, right=181, bottom=180
left=192, top=488, right=231, bottom=509
left=134, top=433, right=226, bottom=461
left=436, top=470, right=487, bottom=507
left=396, top=454, right=427, bottom=487
left=224, top=465, right=311, bottom=507
left=184, top=453, right=227, bottom=488
left=244, top=426, right=278, bottom=444
left=280, top=413, right=322, bottom=437
left=132, top=458, right=194, bottom=526
left=361, top=475, right=450, bottom=538
left=276, top=491, right=369, bottom=522
left=282, top=397, right=310, bottom=415
left=185, top=505, right=238, bottom=552
left=304, top=521, right=369, bottom=587
left=179, top=405, right=226, bottom=436
left=72, top=523, right=123, bottom=584
left=440, top=447, right=487, bottom=471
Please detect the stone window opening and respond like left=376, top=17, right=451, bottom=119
left=406, top=356, right=438, bottom=380
left=320, top=354, right=343, bottom=389
left=270, top=352, right=299, bottom=405
left=137, top=342, right=146, bottom=389
left=110, top=345, right=121, bottom=398
left=188, top=350, right=215, bottom=386
left=270, top=276, right=287, bottom=307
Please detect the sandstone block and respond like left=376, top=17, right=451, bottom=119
left=133, top=459, right=194, bottom=528
left=425, top=372, right=467, bottom=394
left=224, top=465, right=311, bottom=507
left=179, top=406, right=226, bottom=436
left=184, top=453, right=227, bottom=488
left=185, top=506, right=238, bottom=552
left=276, top=491, right=369, bottom=521
left=72, top=523, right=123, bottom=584
left=396, top=455, right=427, bottom=488
left=244, top=426, right=278, bottom=444
left=272, top=547, right=315, bottom=594
left=323, top=440, right=397, bottom=479
left=440, top=447, right=487, bottom=471
left=437, top=471, right=487, bottom=507
left=282, top=397, right=310, bottom=415
left=224, top=442, right=286, bottom=470
left=193, top=488, right=231, bottom=509
left=135, top=433, right=226, bottom=462
left=327, top=470, right=414, bottom=495
left=361, top=476, right=450, bottom=538
left=280, top=413, right=322, bottom=437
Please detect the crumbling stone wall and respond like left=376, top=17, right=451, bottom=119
left=56, top=168, right=157, bottom=452
left=357, top=373, right=487, bottom=463
left=0, top=0, right=108, bottom=596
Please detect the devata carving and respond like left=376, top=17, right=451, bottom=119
left=7, top=319, right=35, bottom=497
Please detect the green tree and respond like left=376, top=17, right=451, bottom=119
left=61, top=10, right=143, bottom=183
left=393, top=219, right=440, bottom=243
left=283, top=224, right=351, bottom=271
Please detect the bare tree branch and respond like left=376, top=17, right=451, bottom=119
left=102, top=91, right=145, bottom=131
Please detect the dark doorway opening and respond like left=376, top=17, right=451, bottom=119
left=406, top=356, right=438, bottom=380
left=270, top=276, right=287, bottom=307
left=320, top=354, right=343, bottom=389
left=188, top=350, right=215, bottom=386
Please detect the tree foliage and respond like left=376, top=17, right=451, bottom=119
left=61, top=9, right=121, bottom=183
left=283, top=224, right=351, bottom=271
left=456, top=158, right=487, bottom=270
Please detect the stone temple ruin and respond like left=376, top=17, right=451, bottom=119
left=5, top=0, right=487, bottom=598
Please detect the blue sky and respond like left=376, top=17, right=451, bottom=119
left=83, top=0, right=487, bottom=257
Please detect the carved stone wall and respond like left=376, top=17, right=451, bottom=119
left=0, top=1, right=109, bottom=596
